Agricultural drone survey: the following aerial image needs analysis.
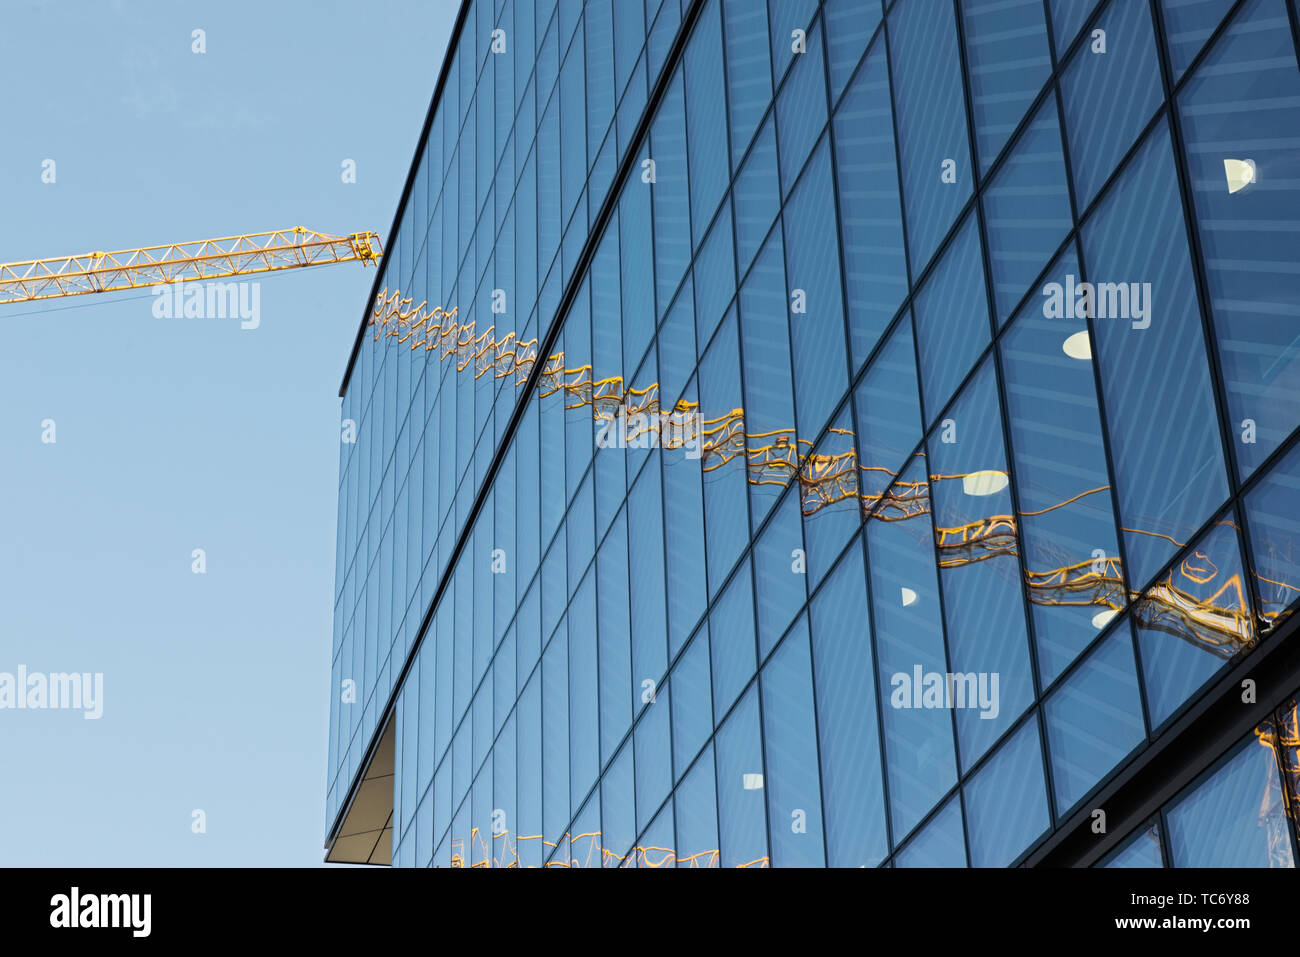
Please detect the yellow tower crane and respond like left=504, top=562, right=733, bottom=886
left=0, top=226, right=382, bottom=304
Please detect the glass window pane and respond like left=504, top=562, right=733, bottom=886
left=1101, top=820, right=1165, bottom=867
left=1044, top=628, right=1146, bottom=813
left=1177, top=0, right=1300, bottom=480
left=1159, top=0, right=1235, bottom=80
left=982, top=97, right=1072, bottom=324
left=674, top=742, right=720, bottom=867
left=833, top=40, right=908, bottom=373
left=761, top=615, right=826, bottom=866
left=888, top=0, right=974, bottom=271
left=928, top=359, right=1035, bottom=764
left=785, top=136, right=850, bottom=441
left=722, top=0, right=772, bottom=168
left=810, top=539, right=890, bottom=865
left=739, top=229, right=798, bottom=528
left=869, top=455, right=960, bottom=841
left=964, top=717, right=1051, bottom=866
left=1000, top=244, right=1127, bottom=684
left=1244, top=439, right=1300, bottom=634
left=825, top=0, right=880, bottom=105
left=1082, top=121, right=1229, bottom=588
left=896, top=794, right=967, bottom=867
left=716, top=686, right=770, bottom=867
left=911, top=211, right=991, bottom=425
left=1134, top=511, right=1254, bottom=728
left=600, top=744, right=636, bottom=866
left=853, top=314, right=923, bottom=504
left=800, top=402, right=862, bottom=591
left=634, top=680, right=672, bottom=834
left=671, top=624, right=714, bottom=779
left=710, top=558, right=757, bottom=717
left=1059, top=0, right=1163, bottom=211
left=733, top=116, right=781, bottom=278
left=775, top=12, right=828, bottom=197
left=1166, top=733, right=1295, bottom=866
left=650, top=70, right=692, bottom=316
left=961, top=0, right=1052, bottom=175
left=753, top=486, right=808, bottom=660
left=685, top=0, right=729, bottom=244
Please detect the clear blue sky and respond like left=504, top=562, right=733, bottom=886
left=0, top=0, right=459, bottom=865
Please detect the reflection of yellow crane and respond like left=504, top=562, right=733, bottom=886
left=370, top=285, right=1283, bottom=669
left=370, top=284, right=1284, bottom=867
left=0, top=227, right=382, bottom=304
left=443, top=826, right=754, bottom=868
left=1253, top=698, right=1299, bottom=867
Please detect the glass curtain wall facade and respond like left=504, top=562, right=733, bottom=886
left=328, top=0, right=1300, bottom=867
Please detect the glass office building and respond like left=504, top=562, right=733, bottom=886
left=325, top=0, right=1300, bottom=867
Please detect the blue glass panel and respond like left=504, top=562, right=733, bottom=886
left=671, top=624, right=714, bottom=779
left=598, top=512, right=633, bottom=766
left=674, top=742, right=720, bottom=866
left=869, top=455, right=959, bottom=840
left=650, top=70, right=692, bottom=314
left=888, top=0, right=974, bottom=271
left=733, top=116, right=781, bottom=278
left=693, top=199, right=736, bottom=347
left=1044, top=628, right=1145, bottom=812
left=710, top=559, right=757, bottom=717
left=982, top=97, right=1072, bottom=323
left=739, top=228, right=797, bottom=528
left=896, top=794, right=967, bottom=867
left=1101, top=821, right=1164, bottom=867
left=1059, top=0, right=1163, bottom=211
left=634, top=679, right=672, bottom=834
left=911, top=210, right=991, bottom=424
left=1082, top=122, right=1229, bottom=589
left=1245, top=440, right=1300, bottom=633
left=800, top=401, right=861, bottom=591
left=568, top=577, right=600, bottom=814
left=1135, top=512, right=1254, bottom=728
left=928, top=359, right=1034, bottom=765
left=785, top=137, right=850, bottom=441
left=685, top=0, right=730, bottom=245
left=833, top=39, right=908, bottom=372
left=753, top=486, right=808, bottom=660
left=716, top=686, right=770, bottom=867
left=1159, top=0, right=1235, bottom=79
left=853, top=314, right=922, bottom=503
left=810, top=540, right=890, bottom=865
left=961, top=0, right=1052, bottom=175
left=964, top=717, right=1051, bottom=866
left=1000, top=244, right=1127, bottom=684
left=776, top=12, right=828, bottom=197
left=600, top=745, right=636, bottom=865
left=825, top=0, right=880, bottom=105
left=722, top=0, right=773, bottom=168
left=760, top=615, right=825, bottom=866
left=1048, top=0, right=1105, bottom=58
left=1166, top=735, right=1295, bottom=866
left=768, top=0, right=820, bottom=87
left=700, top=309, right=749, bottom=593
left=1177, top=0, right=1300, bottom=481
